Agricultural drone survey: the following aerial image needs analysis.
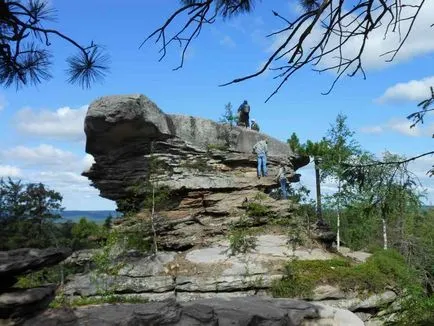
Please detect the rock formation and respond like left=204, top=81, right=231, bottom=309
left=83, top=94, right=309, bottom=204
left=0, top=248, right=71, bottom=323
left=72, top=94, right=399, bottom=325
left=24, top=297, right=364, bottom=326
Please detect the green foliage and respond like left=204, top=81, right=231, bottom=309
left=288, top=132, right=301, bottom=152
left=219, top=102, right=237, bottom=126
left=92, top=231, right=124, bottom=275
left=50, top=293, right=149, bottom=308
left=16, top=265, right=80, bottom=288
left=271, top=250, right=418, bottom=298
left=71, top=217, right=106, bottom=250
left=245, top=202, right=271, bottom=218
left=0, top=178, right=64, bottom=250
left=394, top=293, right=434, bottom=326
left=228, top=227, right=257, bottom=256
left=322, top=113, right=361, bottom=180
left=117, top=180, right=170, bottom=216
left=123, top=220, right=152, bottom=252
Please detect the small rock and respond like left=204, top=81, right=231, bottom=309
left=353, top=291, right=397, bottom=310
left=311, top=285, right=347, bottom=301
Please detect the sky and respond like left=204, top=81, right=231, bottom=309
left=0, top=0, right=433, bottom=210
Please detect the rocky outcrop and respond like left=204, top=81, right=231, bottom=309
left=73, top=94, right=400, bottom=324
left=0, top=248, right=71, bottom=281
left=0, top=248, right=71, bottom=322
left=83, top=94, right=309, bottom=205
left=24, top=297, right=364, bottom=326
left=63, top=235, right=337, bottom=302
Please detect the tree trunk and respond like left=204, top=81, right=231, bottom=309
left=382, top=216, right=388, bottom=250
left=336, top=153, right=342, bottom=251
left=314, top=158, right=323, bottom=221
left=337, top=179, right=341, bottom=251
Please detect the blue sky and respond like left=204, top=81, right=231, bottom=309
left=0, top=0, right=433, bottom=210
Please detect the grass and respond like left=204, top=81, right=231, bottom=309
left=50, top=294, right=149, bottom=308
left=271, top=249, right=417, bottom=299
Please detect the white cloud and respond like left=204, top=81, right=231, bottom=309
left=376, top=76, right=434, bottom=103
left=271, top=1, right=434, bottom=73
left=15, top=105, right=88, bottom=141
left=26, top=170, right=115, bottom=210
left=1, top=144, right=76, bottom=167
left=220, top=35, right=236, bottom=48
left=0, top=142, right=112, bottom=209
left=360, top=118, right=431, bottom=137
left=387, top=119, right=422, bottom=137
left=82, top=154, right=95, bottom=172
left=359, top=126, right=384, bottom=134
left=0, top=165, right=21, bottom=177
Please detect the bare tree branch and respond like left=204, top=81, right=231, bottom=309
left=146, top=0, right=427, bottom=102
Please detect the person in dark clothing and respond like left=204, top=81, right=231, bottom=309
left=237, top=100, right=250, bottom=128
left=251, top=119, right=260, bottom=131
left=275, top=162, right=287, bottom=199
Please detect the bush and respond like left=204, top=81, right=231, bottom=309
left=271, top=249, right=418, bottom=298
left=228, top=228, right=257, bottom=256
left=16, top=265, right=80, bottom=288
left=246, top=202, right=271, bottom=218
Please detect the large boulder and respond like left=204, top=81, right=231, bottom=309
left=24, top=297, right=364, bottom=326
left=83, top=94, right=309, bottom=204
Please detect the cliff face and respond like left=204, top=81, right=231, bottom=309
left=83, top=94, right=309, bottom=208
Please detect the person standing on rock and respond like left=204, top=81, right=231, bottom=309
left=275, top=162, right=288, bottom=200
left=253, top=139, right=268, bottom=179
left=251, top=119, right=260, bottom=131
left=237, top=100, right=250, bottom=128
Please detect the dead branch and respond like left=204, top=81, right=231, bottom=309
left=145, top=0, right=427, bottom=102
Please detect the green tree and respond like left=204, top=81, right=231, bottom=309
left=116, top=141, right=169, bottom=254
left=343, top=152, right=423, bottom=250
left=288, top=133, right=329, bottom=222
left=322, top=114, right=360, bottom=250
left=71, top=217, right=104, bottom=250
left=219, top=102, right=237, bottom=127
left=0, top=178, right=63, bottom=249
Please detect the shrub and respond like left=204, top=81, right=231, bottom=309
left=271, top=249, right=418, bottom=298
left=228, top=228, right=257, bottom=256
left=246, top=202, right=271, bottom=218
